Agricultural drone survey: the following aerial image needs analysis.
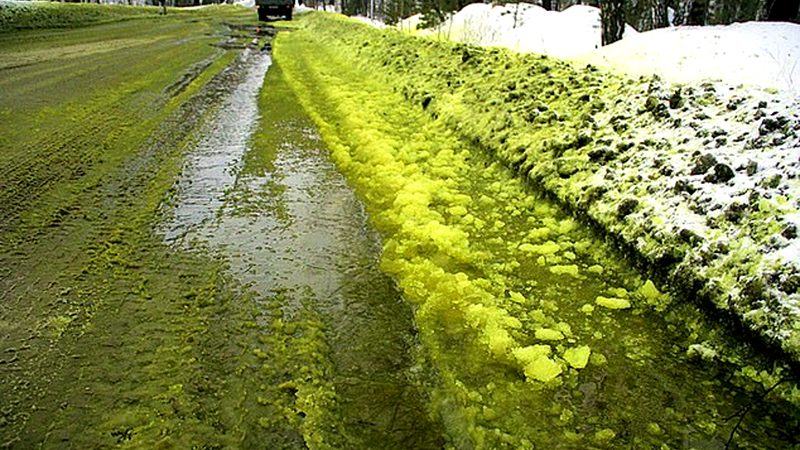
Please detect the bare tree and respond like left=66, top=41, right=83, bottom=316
left=765, top=0, right=800, bottom=21
left=686, top=0, right=708, bottom=24
left=601, top=0, right=626, bottom=45
left=628, top=0, right=669, bottom=30
left=652, top=0, right=669, bottom=27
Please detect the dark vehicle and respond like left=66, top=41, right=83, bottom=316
left=256, top=0, right=293, bottom=21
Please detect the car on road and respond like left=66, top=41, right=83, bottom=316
left=256, top=0, right=292, bottom=21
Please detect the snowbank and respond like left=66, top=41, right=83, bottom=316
left=396, top=12, right=422, bottom=33
left=418, top=4, right=637, bottom=57
left=352, top=14, right=386, bottom=28
left=384, top=8, right=800, bottom=360
left=576, top=21, right=800, bottom=96
left=399, top=3, right=800, bottom=96
left=391, top=4, right=800, bottom=299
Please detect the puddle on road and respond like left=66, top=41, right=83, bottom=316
left=160, top=49, right=443, bottom=448
left=161, top=48, right=270, bottom=244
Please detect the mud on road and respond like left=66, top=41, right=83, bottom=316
left=1, top=11, right=441, bottom=448
left=159, top=42, right=444, bottom=449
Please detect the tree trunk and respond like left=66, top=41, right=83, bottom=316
left=542, top=0, right=553, bottom=10
left=670, top=0, right=685, bottom=24
left=766, top=0, right=800, bottom=21
left=653, top=0, right=669, bottom=27
left=601, top=0, right=626, bottom=46
left=687, top=0, right=708, bottom=24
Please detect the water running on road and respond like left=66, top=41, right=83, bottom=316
left=160, top=48, right=443, bottom=448
left=161, top=48, right=270, bottom=244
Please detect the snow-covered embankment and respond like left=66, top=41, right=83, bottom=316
left=393, top=9, right=800, bottom=363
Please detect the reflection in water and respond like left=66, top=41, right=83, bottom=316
left=161, top=49, right=271, bottom=244
left=220, top=124, right=368, bottom=297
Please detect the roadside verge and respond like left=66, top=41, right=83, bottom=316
left=279, top=12, right=800, bottom=367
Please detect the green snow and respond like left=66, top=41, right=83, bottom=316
left=274, top=12, right=800, bottom=449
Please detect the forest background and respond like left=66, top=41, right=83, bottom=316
left=328, top=0, right=800, bottom=46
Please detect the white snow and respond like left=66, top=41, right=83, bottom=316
left=396, top=13, right=422, bottom=32
left=577, top=22, right=800, bottom=96
left=397, top=2, right=800, bottom=96
left=418, top=4, right=636, bottom=57
left=418, top=4, right=617, bottom=53
left=294, top=2, right=335, bottom=13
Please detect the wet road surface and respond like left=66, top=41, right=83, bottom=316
left=3, top=15, right=798, bottom=448
left=161, top=47, right=443, bottom=448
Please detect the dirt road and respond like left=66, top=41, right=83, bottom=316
left=1, top=11, right=256, bottom=448
left=1, top=8, right=799, bottom=450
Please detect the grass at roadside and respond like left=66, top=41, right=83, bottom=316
left=0, top=1, right=158, bottom=32
left=0, top=1, right=253, bottom=33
